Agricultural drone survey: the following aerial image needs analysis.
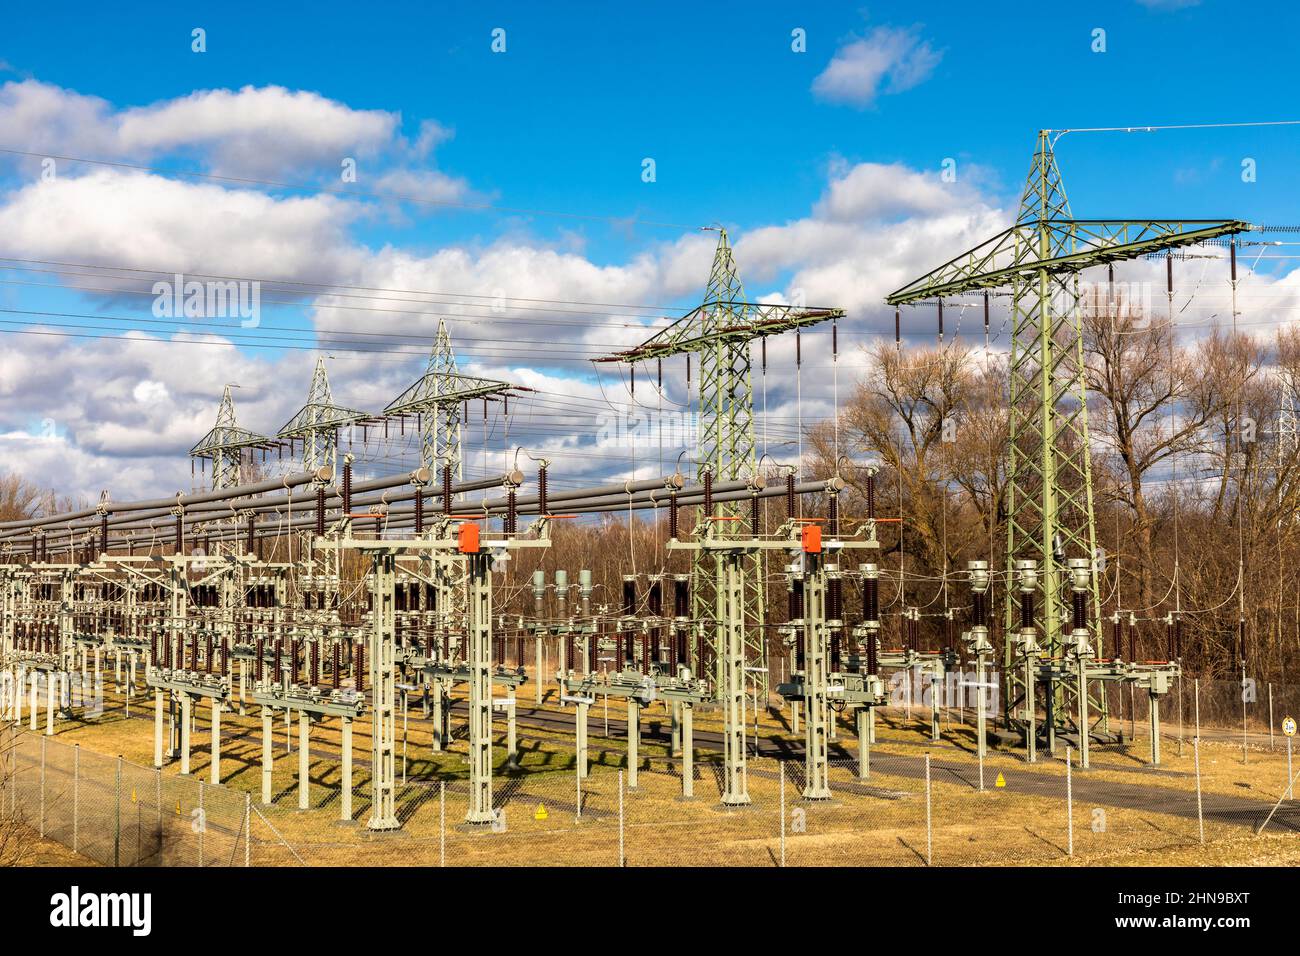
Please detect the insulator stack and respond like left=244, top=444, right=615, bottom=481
left=785, top=472, right=796, bottom=520
left=100, top=514, right=108, bottom=557
left=1112, top=618, right=1123, bottom=658
left=828, top=495, right=839, bottom=536
left=274, top=640, right=282, bottom=682
left=669, top=492, right=679, bottom=539
left=907, top=613, right=918, bottom=653
left=587, top=631, right=598, bottom=673
left=1166, top=619, right=1174, bottom=662
left=1238, top=619, right=1247, bottom=664
left=506, top=487, right=517, bottom=535
left=1129, top=621, right=1137, bottom=663
left=866, top=473, right=876, bottom=520
left=247, top=518, right=255, bottom=557
left=702, top=470, right=713, bottom=514
left=220, top=637, right=229, bottom=675
left=750, top=492, right=760, bottom=533
left=564, top=631, right=574, bottom=673
left=1071, top=592, right=1087, bottom=632
left=442, top=465, right=453, bottom=515
left=254, top=639, right=264, bottom=681
left=863, top=574, right=879, bottom=623
left=1174, top=616, right=1183, bottom=660
left=310, top=642, right=319, bottom=685
left=538, top=465, right=548, bottom=515
left=1020, top=593, right=1035, bottom=633
left=332, top=642, right=341, bottom=689
left=205, top=633, right=213, bottom=672
left=342, top=460, right=353, bottom=514
left=315, top=485, right=326, bottom=537
left=971, top=592, right=986, bottom=629
left=174, top=514, right=183, bottom=554
left=356, top=640, right=365, bottom=691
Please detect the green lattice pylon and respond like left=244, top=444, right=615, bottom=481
left=887, top=130, right=1249, bottom=741
left=385, top=318, right=514, bottom=480
left=190, top=384, right=272, bottom=490
left=277, top=356, right=369, bottom=473
left=597, top=229, right=844, bottom=696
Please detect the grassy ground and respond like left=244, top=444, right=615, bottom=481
left=11, top=670, right=1297, bottom=867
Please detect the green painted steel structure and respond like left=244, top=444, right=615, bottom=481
left=888, top=130, right=1248, bottom=743
left=598, top=229, right=843, bottom=699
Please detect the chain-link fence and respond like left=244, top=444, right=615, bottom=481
left=4, top=723, right=1296, bottom=867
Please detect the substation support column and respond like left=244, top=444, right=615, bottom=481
left=179, top=693, right=192, bottom=775
left=466, top=551, right=495, bottom=825
left=298, top=711, right=311, bottom=811
left=1017, top=560, right=1040, bottom=764
left=341, top=716, right=354, bottom=822
left=210, top=700, right=222, bottom=785
left=680, top=702, right=694, bottom=798
left=627, top=698, right=640, bottom=789
left=261, top=707, right=274, bottom=805
left=153, top=689, right=164, bottom=768
left=801, top=554, right=831, bottom=801
left=368, top=552, right=399, bottom=831
left=719, top=550, right=750, bottom=806
left=576, top=699, right=589, bottom=779
left=28, top=670, right=37, bottom=731
left=1149, top=689, right=1161, bottom=766
left=856, top=707, right=870, bottom=780
left=45, top=670, right=55, bottom=736
left=1068, top=558, right=1094, bottom=770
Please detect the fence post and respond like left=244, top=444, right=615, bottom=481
left=618, top=769, right=625, bottom=868
left=73, top=743, right=79, bottom=854
left=925, top=752, right=932, bottom=866
left=1194, top=736, right=1204, bottom=845
left=114, top=755, right=122, bottom=867
left=156, top=767, right=162, bottom=855
left=439, top=781, right=445, bottom=868
left=39, top=734, right=45, bottom=837
left=779, top=760, right=786, bottom=868
left=244, top=793, right=251, bottom=868
left=1066, top=745, right=1073, bottom=858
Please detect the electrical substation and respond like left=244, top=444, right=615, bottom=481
left=0, top=130, right=1295, bottom=869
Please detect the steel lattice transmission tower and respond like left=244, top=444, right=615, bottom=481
left=190, top=385, right=274, bottom=491
left=887, top=130, right=1248, bottom=745
left=598, top=228, right=844, bottom=695
left=1280, top=369, right=1299, bottom=456
left=385, top=318, right=515, bottom=480
left=277, top=356, right=369, bottom=472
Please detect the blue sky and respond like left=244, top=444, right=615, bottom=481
left=0, top=0, right=1297, bottom=499
left=6, top=1, right=1296, bottom=254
